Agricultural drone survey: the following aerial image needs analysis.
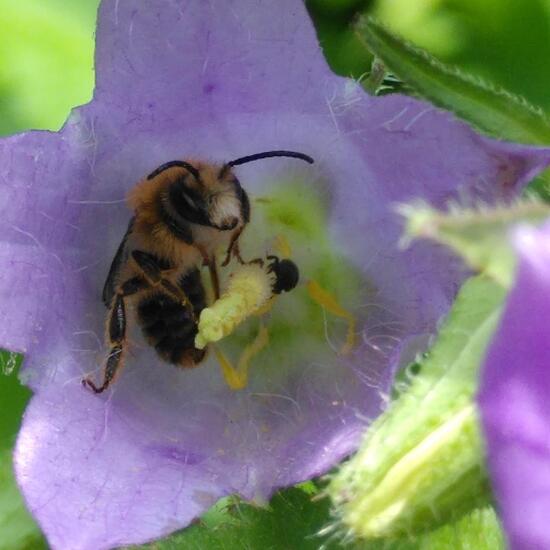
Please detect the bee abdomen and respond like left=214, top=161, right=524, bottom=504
left=178, top=268, right=207, bottom=313
left=137, top=293, right=205, bottom=367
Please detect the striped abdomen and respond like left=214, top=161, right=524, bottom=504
left=136, top=267, right=207, bottom=366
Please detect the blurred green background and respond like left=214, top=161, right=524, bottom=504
left=1, top=0, right=550, bottom=547
left=3, top=0, right=550, bottom=138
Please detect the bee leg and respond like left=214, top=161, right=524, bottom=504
left=232, top=239, right=245, bottom=265
left=83, top=345, right=123, bottom=394
left=131, top=250, right=193, bottom=312
left=222, top=227, right=244, bottom=266
left=247, top=257, right=264, bottom=267
left=193, top=245, right=221, bottom=300
left=208, top=255, right=220, bottom=300
left=195, top=244, right=210, bottom=268
left=83, top=277, right=147, bottom=393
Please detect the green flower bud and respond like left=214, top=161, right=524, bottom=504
left=329, top=276, right=505, bottom=538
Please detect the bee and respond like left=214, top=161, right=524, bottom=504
left=82, top=150, right=313, bottom=393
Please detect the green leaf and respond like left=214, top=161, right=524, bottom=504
left=0, top=352, right=46, bottom=548
left=129, top=484, right=458, bottom=549
left=370, top=0, right=550, bottom=116
left=305, top=13, right=373, bottom=78
left=329, top=276, right=505, bottom=539
left=399, top=199, right=550, bottom=288
left=0, top=351, right=28, bottom=451
left=0, top=450, right=47, bottom=550
left=355, top=17, right=550, bottom=145
left=132, top=483, right=497, bottom=550
left=129, top=486, right=358, bottom=550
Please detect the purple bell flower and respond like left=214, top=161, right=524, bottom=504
left=2, top=1, right=550, bottom=548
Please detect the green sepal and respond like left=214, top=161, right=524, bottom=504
left=412, top=506, right=506, bottom=550
left=399, top=199, right=550, bottom=288
left=355, top=17, right=550, bottom=145
left=329, top=276, right=505, bottom=539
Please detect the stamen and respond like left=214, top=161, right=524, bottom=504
left=274, top=234, right=292, bottom=259
left=214, top=346, right=247, bottom=390
left=237, top=323, right=269, bottom=374
left=214, top=323, right=270, bottom=391
left=306, top=280, right=356, bottom=354
left=199, top=245, right=300, bottom=389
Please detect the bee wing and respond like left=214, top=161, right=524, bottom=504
left=102, top=216, right=135, bottom=306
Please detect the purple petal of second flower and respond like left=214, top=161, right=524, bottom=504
left=479, top=221, right=550, bottom=550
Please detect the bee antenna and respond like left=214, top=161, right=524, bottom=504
left=227, top=150, right=314, bottom=168
left=147, top=161, right=201, bottom=181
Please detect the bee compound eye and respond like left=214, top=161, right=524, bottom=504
left=218, top=216, right=239, bottom=231
left=227, top=216, right=239, bottom=229
left=181, top=190, right=199, bottom=210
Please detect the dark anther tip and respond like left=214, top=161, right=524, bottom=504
left=269, top=257, right=300, bottom=294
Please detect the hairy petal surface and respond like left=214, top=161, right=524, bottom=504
left=1, top=1, right=550, bottom=548
left=478, top=221, right=550, bottom=550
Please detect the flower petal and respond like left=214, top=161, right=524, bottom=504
left=478, top=221, right=550, bottom=550
left=93, top=0, right=330, bottom=127
left=16, top=345, right=379, bottom=549
left=320, top=92, right=550, bottom=339
left=0, top=131, right=93, bottom=360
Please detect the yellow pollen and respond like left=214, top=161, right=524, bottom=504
left=195, top=264, right=274, bottom=349
left=306, top=279, right=356, bottom=354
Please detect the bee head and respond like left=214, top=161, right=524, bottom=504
left=210, top=149, right=313, bottom=231
left=149, top=160, right=249, bottom=231
left=148, top=151, right=313, bottom=232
